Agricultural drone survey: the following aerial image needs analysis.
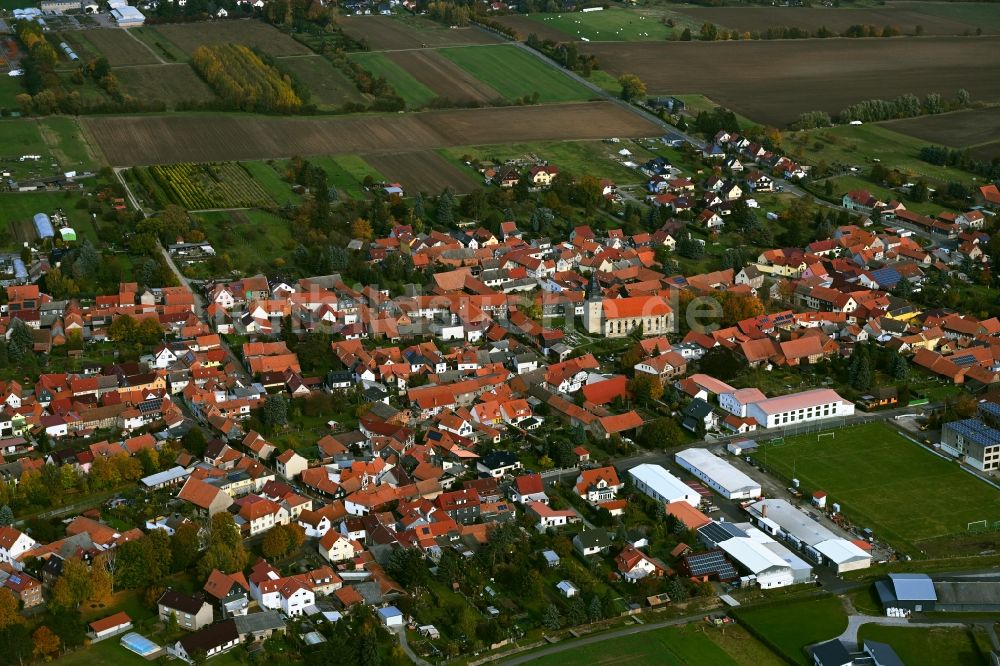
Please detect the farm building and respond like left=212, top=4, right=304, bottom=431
left=33, top=214, right=54, bottom=240
left=874, top=573, right=936, bottom=613
left=745, top=499, right=870, bottom=574
left=932, top=577, right=1000, bottom=612
left=40, top=0, right=82, bottom=11
left=674, top=448, right=761, bottom=500
left=628, top=463, right=699, bottom=507
left=744, top=388, right=854, bottom=429
left=111, top=5, right=145, bottom=26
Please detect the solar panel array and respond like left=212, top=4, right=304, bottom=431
left=949, top=419, right=1000, bottom=447
left=685, top=550, right=739, bottom=580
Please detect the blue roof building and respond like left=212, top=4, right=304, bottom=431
left=33, top=213, right=54, bottom=239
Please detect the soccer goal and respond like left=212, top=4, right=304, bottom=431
left=817, top=432, right=836, bottom=442
left=967, top=520, right=988, bottom=533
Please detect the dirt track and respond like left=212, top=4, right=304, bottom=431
left=80, top=101, right=661, bottom=166
left=388, top=50, right=503, bottom=104
left=584, top=36, right=1000, bottom=126
left=365, top=151, right=479, bottom=194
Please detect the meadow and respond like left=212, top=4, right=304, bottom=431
left=733, top=595, right=847, bottom=665
left=856, top=625, right=988, bottom=666
left=349, top=51, right=437, bottom=109
left=438, top=44, right=593, bottom=104
left=754, top=423, right=1000, bottom=556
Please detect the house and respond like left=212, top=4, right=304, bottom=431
left=572, top=527, right=611, bottom=557
left=169, top=619, right=240, bottom=664
left=575, top=466, right=623, bottom=505
left=810, top=640, right=853, bottom=666
left=476, top=451, right=521, bottom=478
left=556, top=580, right=579, bottom=598
left=681, top=398, right=718, bottom=432
left=511, top=473, right=549, bottom=505
left=318, top=531, right=360, bottom=563
left=177, top=477, right=234, bottom=518
left=4, top=572, right=42, bottom=607
left=530, top=165, right=559, bottom=187
left=276, top=450, right=307, bottom=480
left=158, top=590, right=214, bottom=631
left=615, top=545, right=667, bottom=582
left=0, top=526, right=38, bottom=570
left=528, top=502, right=579, bottom=531
left=203, top=570, right=250, bottom=618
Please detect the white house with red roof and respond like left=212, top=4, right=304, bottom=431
left=0, top=526, right=38, bottom=571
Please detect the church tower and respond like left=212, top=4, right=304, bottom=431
left=583, top=272, right=603, bottom=335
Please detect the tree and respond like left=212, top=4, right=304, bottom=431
left=182, top=428, right=207, bottom=458
left=261, top=394, right=289, bottom=432
left=700, top=22, right=718, bottom=41
left=351, top=218, right=373, bottom=241
left=199, top=513, right=247, bottom=577
left=890, top=354, right=909, bottom=381
left=629, top=373, right=664, bottom=405
left=680, top=27, right=692, bottom=41
left=542, top=604, right=562, bottom=630
left=51, top=558, right=93, bottom=609
left=32, top=626, right=60, bottom=660
left=588, top=595, right=603, bottom=623
left=261, top=527, right=291, bottom=559
left=0, top=505, right=12, bottom=527
left=386, top=548, right=430, bottom=590
left=0, top=589, right=23, bottom=630
left=7, top=319, right=33, bottom=364
left=852, top=353, right=872, bottom=391
left=108, top=314, right=137, bottom=343
left=357, top=629, right=381, bottom=666
left=639, top=417, right=684, bottom=449
left=170, top=522, right=201, bottom=572
left=618, top=74, right=647, bottom=102
left=136, top=317, right=164, bottom=346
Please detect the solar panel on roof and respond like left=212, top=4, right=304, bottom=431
left=686, top=551, right=729, bottom=576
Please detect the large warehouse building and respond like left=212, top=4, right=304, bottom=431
left=628, top=464, right=699, bottom=507
left=674, top=448, right=762, bottom=500
left=745, top=498, right=870, bottom=573
left=699, top=520, right=812, bottom=589
left=745, top=388, right=854, bottom=429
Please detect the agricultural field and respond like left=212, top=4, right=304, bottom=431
left=239, top=160, right=301, bottom=206
left=583, top=36, right=1000, bottom=126
left=193, top=209, right=295, bottom=273
left=890, top=1, right=1000, bottom=33
left=350, top=51, right=436, bottom=109
left=152, top=20, right=311, bottom=57
left=279, top=55, right=365, bottom=108
left=143, top=162, right=274, bottom=210
left=63, top=29, right=160, bottom=67
left=0, top=118, right=98, bottom=181
left=0, top=190, right=96, bottom=249
left=364, top=151, right=478, bottom=194
left=676, top=5, right=997, bottom=36
left=305, top=155, right=385, bottom=200
left=882, top=106, right=1000, bottom=161
left=753, top=423, right=1000, bottom=557
left=129, top=26, right=188, bottom=62
left=782, top=123, right=984, bottom=186
left=733, top=596, right=848, bottom=665
left=521, top=8, right=677, bottom=42
left=530, top=622, right=784, bottom=666
left=114, top=64, right=216, bottom=109
left=856, top=625, right=987, bottom=666
left=79, top=101, right=660, bottom=166
left=386, top=50, right=503, bottom=105
left=438, top=44, right=594, bottom=103
left=440, top=139, right=648, bottom=186
left=338, top=15, right=498, bottom=50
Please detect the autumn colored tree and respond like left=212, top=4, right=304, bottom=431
left=628, top=373, right=664, bottom=405
left=261, top=527, right=291, bottom=559
left=0, top=589, right=23, bottom=629
left=33, top=625, right=61, bottom=660
left=351, top=218, right=374, bottom=241
left=51, top=558, right=93, bottom=609
left=618, top=74, right=647, bottom=102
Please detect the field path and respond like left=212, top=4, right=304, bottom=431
left=122, top=26, right=167, bottom=65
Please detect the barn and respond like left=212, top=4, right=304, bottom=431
left=875, top=573, right=936, bottom=613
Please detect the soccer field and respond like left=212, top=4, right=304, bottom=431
left=756, top=423, right=1000, bottom=554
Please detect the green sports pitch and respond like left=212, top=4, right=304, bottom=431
left=755, top=422, right=1000, bottom=555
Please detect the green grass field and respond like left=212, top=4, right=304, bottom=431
left=783, top=123, right=981, bottom=187
left=306, top=155, right=385, bottom=200
left=440, top=139, right=646, bottom=185
left=0, top=74, right=25, bottom=111
left=526, top=8, right=677, bottom=41
left=531, top=623, right=784, bottom=666
left=280, top=55, right=364, bottom=108
left=350, top=51, right=436, bottom=109
left=194, top=208, right=295, bottom=274
left=734, top=596, right=847, bottom=665
left=129, top=26, right=188, bottom=62
left=756, top=423, right=1000, bottom=556
left=438, top=44, right=593, bottom=104
left=240, top=160, right=301, bottom=207
left=0, top=190, right=98, bottom=249
left=856, top=625, right=986, bottom=666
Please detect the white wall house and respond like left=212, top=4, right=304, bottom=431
left=745, top=389, right=854, bottom=429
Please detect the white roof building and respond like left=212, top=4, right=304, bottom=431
left=674, top=448, right=761, bottom=500
left=745, top=388, right=854, bottom=429
left=718, top=537, right=794, bottom=589
left=745, top=499, right=870, bottom=574
left=111, top=5, right=145, bottom=25
left=628, top=464, right=699, bottom=507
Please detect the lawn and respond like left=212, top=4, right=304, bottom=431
left=241, top=160, right=301, bottom=207
left=439, top=139, right=648, bottom=185
left=734, top=595, right=847, bottom=665
left=438, top=44, right=593, bottom=104
left=855, top=625, right=986, bottom=666
left=531, top=623, right=784, bottom=666
left=194, top=208, right=296, bottom=274
left=306, top=155, right=385, bottom=200
left=525, top=8, right=677, bottom=42
left=782, top=123, right=981, bottom=187
left=753, top=422, right=1000, bottom=557
left=0, top=73, right=24, bottom=111
left=349, top=51, right=436, bottom=109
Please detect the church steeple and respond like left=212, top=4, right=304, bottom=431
left=587, top=272, right=601, bottom=301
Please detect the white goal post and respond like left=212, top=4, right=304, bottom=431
left=817, top=432, right=836, bottom=442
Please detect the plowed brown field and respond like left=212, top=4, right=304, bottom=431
left=584, top=36, right=1000, bottom=126
left=364, top=151, right=479, bottom=194
left=339, top=16, right=498, bottom=50
left=387, top=50, right=502, bottom=104
left=80, top=101, right=660, bottom=166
